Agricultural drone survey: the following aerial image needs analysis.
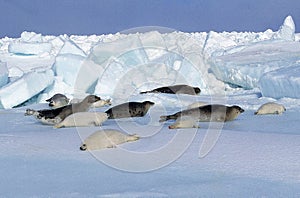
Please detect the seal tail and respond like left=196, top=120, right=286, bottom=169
left=140, top=91, right=150, bottom=94
left=127, top=134, right=140, bottom=142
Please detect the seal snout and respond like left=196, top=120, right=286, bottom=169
left=194, top=87, right=201, bottom=94
left=86, top=95, right=101, bottom=103
left=80, top=144, right=87, bottom=151
left=95, top=96, right=101, bottom=100
left=148, top=101, right=155, bottom=106
left=93, top=96, right=101, bottom=102
left=232, top=105, right=244, bottom=113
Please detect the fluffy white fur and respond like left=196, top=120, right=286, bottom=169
left=255, top=102, right=286, bottom=115
left=91, top=99, right=112, bottom=108
left=54, top=112, right=108, bottom=128
left=80, top=129, right=139, bottom=151
left=168, top=116, right=200, bottom=129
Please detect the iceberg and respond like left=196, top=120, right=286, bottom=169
left=272, top=15, right=295, bottom=41
left=259, top=65, right=300, bottom=99
left=8, top=42, right=52, bottom=56
left=58, top=38, right=87, bottom=57
left=19, top=31, right=43, bottom=43
left=53, top=54, right=86, bottom=87
left=7, top=32, right=52, bottom=56
left=8, top=67, right=24, bottom=79
left=91, top=31, right=223, bottom=99
left=202, top=31, right=237, bottom=57
left=90, top=34, right=148, bottom=97
left=0, top=62, right=8, bottom=88
left=209, top=16, right=298, bottom=89
left=209, top=40, right=300, bottom=89
left=0, top=69, right=54, bottom=108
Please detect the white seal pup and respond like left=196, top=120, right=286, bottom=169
left=168, top=116, right=200, bottom=129
left=91, top=98, right=112, bottom=108
left=54, top=112, right=108, bottom=128
left=140, top=84, right=201, bottom=95
left=254, top=102, right=286, bottom=115
left=186, top=101, right=208, bottom=109
left=25, top=95, right=101, bottom=125
left=46, top=93, right=70, bottom=108
left=160, top=104, right=244, bottom=122
left=105, top=101, right=155, bottom=119
left=79, top=129, right=140, bottom=151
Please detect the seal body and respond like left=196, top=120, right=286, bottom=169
left=25, top=95, right=101, bottom=124
left=46, top=93, right=70, bottom=108
left=79, top=129, right=140, bottom=151
left=105, top=101, right=155, bottom=119
left=168, top=116, right=200, bottom=129
left=140, top=85, right=201, bottom=95
left=160, top=104, right=244, bottom=122
left=54, top=112, right=108, bottom=128
left=254, top=102, right=286, bottom=115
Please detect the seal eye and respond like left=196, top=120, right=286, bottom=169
left=80, top=144, right=87, bottom=151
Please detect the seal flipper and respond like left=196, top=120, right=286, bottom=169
left=159, top=114, right=178, bottom=122
left=140, top=91, right=150, bottom=94
left=127, top=134, right=140, bottom=142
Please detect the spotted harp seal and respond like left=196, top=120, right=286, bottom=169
left=105, top=101, right=155, bottom=119
left=25, top=95, right=101, bottom=124
left=160, top=104, right=244, bottom=122
left=140, top=84, right=201, bottom=95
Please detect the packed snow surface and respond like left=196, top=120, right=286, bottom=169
left=0, top=16, right=300, bottom=197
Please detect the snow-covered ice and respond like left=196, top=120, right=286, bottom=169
left=209, top=40, right=300, bottom=89
left=0, top=62, right=8, bottom=88
left=0, top=69, right=54, bottom=108
left=272, top=15, right=295, bottom=41
left=0, top=16, right=300, bottom=197
left=54, top=54, right=86, bottom=87
left=259, top=65, right=300, bottom=99
left=8, top=42, right=52, bottom=56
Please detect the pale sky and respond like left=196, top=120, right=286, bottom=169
left=0, top=0, right=299, bottom=38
